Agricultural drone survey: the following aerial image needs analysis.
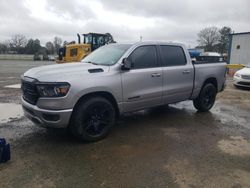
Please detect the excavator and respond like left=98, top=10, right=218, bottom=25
left=56, top=33, right=115, bottom=64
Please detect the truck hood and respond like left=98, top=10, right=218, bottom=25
left=23, top=63, right=110, bottom=82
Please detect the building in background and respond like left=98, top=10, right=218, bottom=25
left=228, top=32, right=250, bottom=65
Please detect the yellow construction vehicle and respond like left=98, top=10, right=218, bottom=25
left=56, top=33, right=115, bottom=63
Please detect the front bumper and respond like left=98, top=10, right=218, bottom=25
left=233, top=76, right=250, bottom=88
left=21, top=97, right=73, bottom=128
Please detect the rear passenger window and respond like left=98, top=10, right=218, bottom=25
left=128, top=46, right=157, bottom=69
left=160, top=45, right=186, bottom=66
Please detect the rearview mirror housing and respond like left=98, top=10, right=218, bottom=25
left=121, top=58, right=131, bottom=70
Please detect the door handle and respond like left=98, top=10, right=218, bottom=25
left=151, top=73, right=161, bottom=77
left=182, top=70, right=190, bottom=74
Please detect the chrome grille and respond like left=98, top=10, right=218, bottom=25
left=21, top=78, right=39, bottom=105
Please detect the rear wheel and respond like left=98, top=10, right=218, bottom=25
left=70, top=97, right=115, bottom=142
left=193, top=83, right=217, bottom=112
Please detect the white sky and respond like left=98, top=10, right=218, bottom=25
left=0, top=0, right=249, bottom=47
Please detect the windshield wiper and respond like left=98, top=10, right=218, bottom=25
left=84, top=61, right=109, bottom=66
left=85, top=61, right=98, bottom=65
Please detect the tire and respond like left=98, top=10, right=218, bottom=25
left=70, top=97, right=115, bottom=142
left=193, top=83, right=217, bottom=112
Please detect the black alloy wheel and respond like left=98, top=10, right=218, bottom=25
left=193, top=83, right=217, bottom=112
left=70, top=97, right=115, bottom=142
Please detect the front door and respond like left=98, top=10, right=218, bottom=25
left=121, top=45, right=163, bottom=112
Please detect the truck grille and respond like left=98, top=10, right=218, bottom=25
left=21, top=78, right=39, bottom=105
left=241, top=75, right=250, bottom=80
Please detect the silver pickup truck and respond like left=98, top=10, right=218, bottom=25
left=21, top=42, right=226, bottom=141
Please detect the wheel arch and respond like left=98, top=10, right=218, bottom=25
left=73, top=91, right=120, bottom=118
left=202, top=77, right=218, bottom=92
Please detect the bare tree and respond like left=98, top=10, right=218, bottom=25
left=53, top=36, right=62, bottom=54
left=9, top=34, right=27, bottom=48
left=45, top=41, right=55, bottom=54
left=197, top=27, right=220, bottom=51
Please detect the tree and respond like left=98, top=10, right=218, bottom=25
left=63, top=40, right=68, bottom=46
left=53, top=36, right=62, bottom=54
left=45, top=41, right=55, bottom=54
left=218, top=26, right=232, bottom=54
left=0, top=43, right=8, bottom=54
left=33, top=39, right=41, bottom=53
left=25, top=39, right=41, bottom=54
left=25, top=39, right=34, bottom=54
left=197, top=27, right=220, bottom=51
left=9, top=34, right=27, bottom=53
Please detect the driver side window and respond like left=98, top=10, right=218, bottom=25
left=128, top=45, right=157, bottom=69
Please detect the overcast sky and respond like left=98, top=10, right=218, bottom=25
left=0, top=0, right=249, bottom=47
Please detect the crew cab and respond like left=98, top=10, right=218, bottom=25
left=21, top=42, right=227, bottom=141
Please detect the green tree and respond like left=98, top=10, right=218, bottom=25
left=33, top=39, right=41, bottom=53
left=25, top=39, right=41, bottom=54
left=218, top=26, right=232, bottom=54
left=0, top=43, right=8, bottom=54
left=25, top=39, right=34, bottom=54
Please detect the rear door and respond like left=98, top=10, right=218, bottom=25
left=159, top=45, right=194, bottom=104
left=122, top=45, right=163, bottom=112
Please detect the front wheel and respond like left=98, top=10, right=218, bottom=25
left=193, top=83, right=217, bottom=112
left=70, top=97, right=115, bottom=142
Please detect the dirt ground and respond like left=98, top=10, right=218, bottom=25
left=0, top=60, right=250, bottom=188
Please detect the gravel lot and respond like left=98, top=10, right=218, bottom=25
left=0, top=60, right=250, bottom=188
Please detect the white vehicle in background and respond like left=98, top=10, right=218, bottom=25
left=200, top=52, right=221, bottom=56
left=48, top=55, right=56, bottom=61
left=234, top=64, right=250, bottom=88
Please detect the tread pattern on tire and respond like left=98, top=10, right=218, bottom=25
left=70, top=97, right=115, bottom=142
left=193, top=83, right=217, bottom=112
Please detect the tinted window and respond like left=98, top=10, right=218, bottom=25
left=129, top=46, right=157, bottom=69
left=70, top=48, right=78, bottom=57
left=160, top=45, right=186, bottom=66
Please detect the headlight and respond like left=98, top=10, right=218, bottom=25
left=234, top=73, right=241, bottom=78
left=36, top=83, right=70, bottom=97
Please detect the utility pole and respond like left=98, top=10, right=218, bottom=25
left=140, top=36, right=143, bottom=42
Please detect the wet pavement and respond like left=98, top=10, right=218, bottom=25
left=0, top=103, right=23, bottom=124
left=0, top=60, right=250, bottom=188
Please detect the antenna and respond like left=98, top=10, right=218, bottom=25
left=140, top=36, right=142, bottom=42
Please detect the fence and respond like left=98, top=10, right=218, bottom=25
left=0, top=54, right=33, bottom=60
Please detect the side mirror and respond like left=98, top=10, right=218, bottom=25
left=121, top=58, right=131, bottom=70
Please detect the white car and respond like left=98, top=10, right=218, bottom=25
left=233, top=64, right=250, bottom=88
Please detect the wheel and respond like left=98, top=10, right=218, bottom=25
left=193, top=83, right=217, bottom=112
left=70, top=97, right=115, bottom=142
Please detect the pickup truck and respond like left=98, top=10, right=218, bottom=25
left=21, top=42, right=227, bottom=141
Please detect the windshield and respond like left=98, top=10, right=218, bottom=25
left=81, top=44, right=132, bottom=65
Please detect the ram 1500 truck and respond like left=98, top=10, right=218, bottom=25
left=21, top=42, right=226, bottom=141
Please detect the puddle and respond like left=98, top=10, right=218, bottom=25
left=0, top=103, right=23, bottom=124
left=4, top=84, right=21, bottom=89
left=212, top=104, right=250, bottom=130
left=218, top=136, right=250, bottom=156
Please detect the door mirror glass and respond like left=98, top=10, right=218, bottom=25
left=121, top=58, right=131, bottom=70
